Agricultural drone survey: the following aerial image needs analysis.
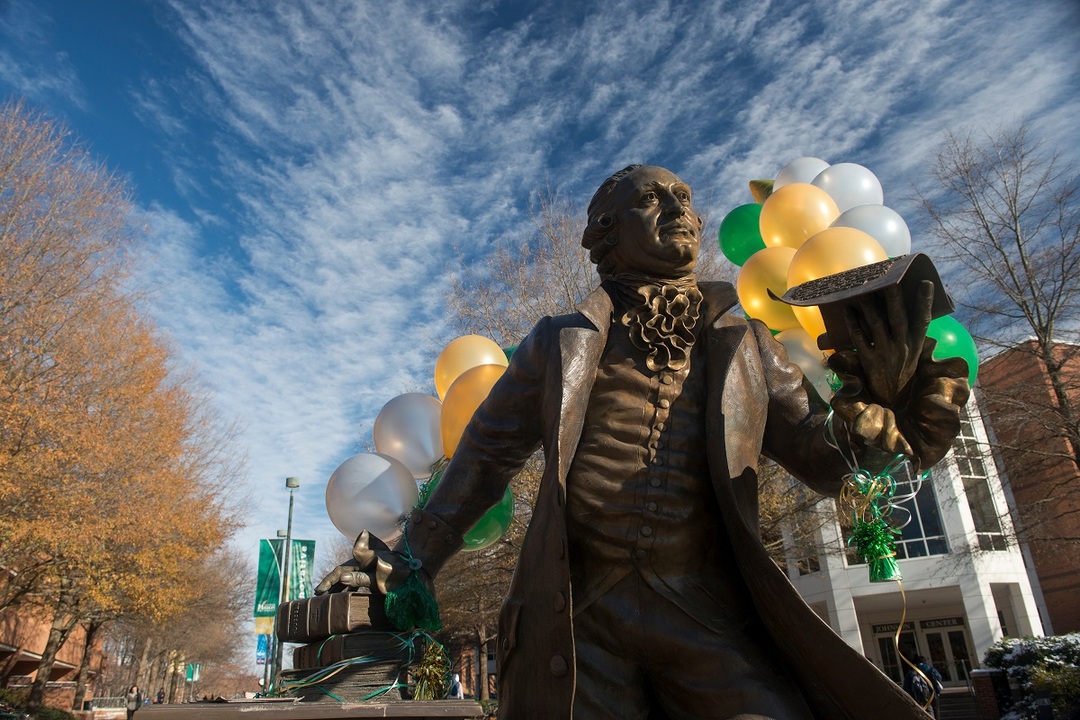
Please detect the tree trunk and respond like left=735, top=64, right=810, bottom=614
left=167, top=651, right=182, bottom=704
left=71, top=619, right=104, bottom=711
left=477, top=635, right=489, bottom=701
left=26, top=585, right=80, bottom=715
left=135, top=636, right=153, bottom=693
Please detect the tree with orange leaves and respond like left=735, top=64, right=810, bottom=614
left=0, top=100, right=244, bottom=714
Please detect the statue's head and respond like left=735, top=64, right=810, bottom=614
left=581, top=164, right=703, bottom=280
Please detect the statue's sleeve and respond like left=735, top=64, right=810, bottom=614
left=752, top=319, right=886, bottom=498
left=405, top=319, right=549, bottom=578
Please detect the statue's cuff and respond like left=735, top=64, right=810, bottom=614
left=403, top=508, right=465, bottom=578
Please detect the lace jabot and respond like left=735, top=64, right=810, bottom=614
left=611, top=273, right=703, bottom=372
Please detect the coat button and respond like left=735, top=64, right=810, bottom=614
left=553, top=592, right=566, bottom=613
left=647, top=502, right=657, bottom=512
left=640, top=526, right=653, bottom=537
left=658, top=398, right=670, bottom=409
left=550, top=654, right=568, bottom=677
left=427, top=520, right=438, bottom=530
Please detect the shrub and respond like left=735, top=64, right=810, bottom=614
left=0, top=688, right=28, bottom=707
left=35, top=708, right=75, bottom=720
left=984, top=633, right=1080, bottom=719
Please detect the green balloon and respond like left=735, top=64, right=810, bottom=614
left=718, top=203, right=765, bottom=267
left=463, top=487, right=514, bottom=551
left=926, top=315, right=979, bottom=385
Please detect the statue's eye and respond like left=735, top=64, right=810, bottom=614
left=639, top=192, right=658, bottom=205
left=677, top=190, right=690, bottom=203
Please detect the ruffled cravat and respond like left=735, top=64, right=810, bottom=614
left=612, top=273, right=703, bottom=372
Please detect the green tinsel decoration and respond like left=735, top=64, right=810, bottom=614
left=385, top=571, right=442, bottom=632
left=849, top=517, right=902, bottom=582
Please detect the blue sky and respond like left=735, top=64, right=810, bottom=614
left=3, top=0, right=1079, bottom=589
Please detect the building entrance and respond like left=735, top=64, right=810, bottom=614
left=872, top=617, right=973, bottom=687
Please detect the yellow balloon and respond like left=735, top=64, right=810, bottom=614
left=736, top=247, right=800, bottom=331
left=786, top=227, right=888, bottom=343
left=759, top=182, right=840, bottom=250
left=440, top=364, right=506, bottom=458
left=434, top=335, right=508, bottom=400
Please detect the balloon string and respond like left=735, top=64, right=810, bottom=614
left=894, top=581, right=936, bottom=711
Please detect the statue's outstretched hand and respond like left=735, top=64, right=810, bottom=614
left=314, top=530, right=417, bottom=595
left=842, top=281, right=932, bottom=406
left=828, top=280, right=970, bottom=470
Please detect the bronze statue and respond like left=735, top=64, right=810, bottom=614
left=318, top=165, right=970, bottom=719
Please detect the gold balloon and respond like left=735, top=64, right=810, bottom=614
left=787, top=227, right=888, bottom=343
left=434, top=335, right=508, bottom=400
left=736, top=247, right=800, bottom=331
left=759, top=182, right=840, bottom=250
left=440, top=364, right=506, bottom=458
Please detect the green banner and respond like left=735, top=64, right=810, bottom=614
left=253, top=538, right=316, bottom=617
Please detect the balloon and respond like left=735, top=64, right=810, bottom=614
left=435, top=335, right=508, bottom=400
left=441, top=364, right=507, bottom=457
left=718, top=204, right=765, bottom=266
left=736, top=247, right=800, bottom=331
left=811, top=163, right=884, bottom=213
left=926, top=315, right=979, bottom=385
left=831, top=204, right=911, bottom=257
left=463, top=487, right=514, bottom=551
left=787, top=227, right=888, bottom=342
left=776, top=328, right=833, bottom=400
left=325, top=453, right=420, bottom=543
left=774, top=157, right=830, bottom=189
left=373, top=393, right=444, bottom=479
left=759, top=183, right=840, bottom=250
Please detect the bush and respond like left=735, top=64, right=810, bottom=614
left=34, top=709, right=75, bottom=720
left=984, top=633, right=1080, bottom=719
left=0, top=689, right=28, bottom=707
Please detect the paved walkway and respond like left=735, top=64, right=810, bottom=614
left=112, top=701, right=485, bottom=720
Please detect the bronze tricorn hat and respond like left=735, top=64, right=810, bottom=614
left=771, top=253, right=954, bottom=350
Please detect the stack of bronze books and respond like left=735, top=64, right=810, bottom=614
left=275, top=590, right=418, bottom=702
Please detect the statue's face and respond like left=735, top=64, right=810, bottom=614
left=608, top=166, right=700, bottom=279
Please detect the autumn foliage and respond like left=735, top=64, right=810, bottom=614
left=0, top=100, right=243, bottom=711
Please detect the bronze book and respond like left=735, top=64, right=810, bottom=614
left=292, top=630, right=417, bottom=670
left=275, top=591, right=390, bottom=643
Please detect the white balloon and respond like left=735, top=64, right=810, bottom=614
left=831, top=204, right=911, bottom=257
left=774, top=157, right=830, bottom=190
left=775, top=328, right=833, bottom=400
left=811, top=163, right=884, bottom=212
left=373, top=393, right=444, bottom=479
left=325, top=453, right=419, bottom=543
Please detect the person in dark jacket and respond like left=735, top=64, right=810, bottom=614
left=125, top=685, right=143, bottom=720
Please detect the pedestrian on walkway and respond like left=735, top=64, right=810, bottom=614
left=126, top=685, right=143, bottom=720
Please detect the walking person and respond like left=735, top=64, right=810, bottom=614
left=126, top=685, right=143, bottom=720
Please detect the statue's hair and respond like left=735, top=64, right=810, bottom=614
left=581, top=164, right=643, bottom=278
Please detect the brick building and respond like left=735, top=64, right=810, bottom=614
left=979, top=341, right=1080, bottom=634
left=0, top=601, right=103, bottom=712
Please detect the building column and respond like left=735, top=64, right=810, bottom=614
left=825, top=584, right=864, bottom=653
left=960, top=574, right=1002, bottom=661
left=1006, top=582, right=1045, bottom=637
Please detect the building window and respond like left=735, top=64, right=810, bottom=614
left=893, top=463, right=950, bottom=559
left=953, top=406, right=1008, bottom=551
left=843, top=462, right=949, bottom=564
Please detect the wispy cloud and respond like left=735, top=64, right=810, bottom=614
left=0, top=4, right=84, bottom=107
left=5, top=0, right=1079, bottom=569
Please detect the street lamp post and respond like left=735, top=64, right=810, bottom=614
left=271, top=476, right=300, bottom=691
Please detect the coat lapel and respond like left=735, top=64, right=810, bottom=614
left=555, top=284, right=612, bottom=480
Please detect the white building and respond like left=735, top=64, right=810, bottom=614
left=786, top=398, right=1045, bottom=688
